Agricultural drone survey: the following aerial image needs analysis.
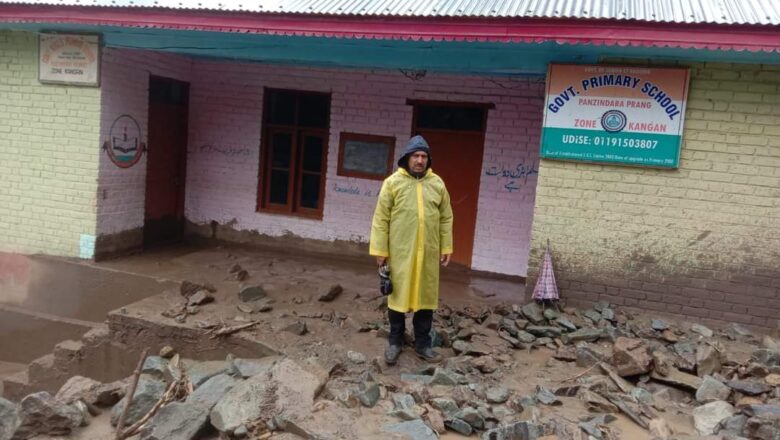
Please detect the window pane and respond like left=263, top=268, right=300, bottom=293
left=302, top=136, right=323, bottom=172
left=416, top=105, right=484, bottom=131
left=298, top=93, right=329, bottom=128
left=267, top=90, right=296, bottom=125
left=300, top=173, right=321, bottom=209
left=271, top=132, right=292, bottom=168
left=269, top=170, right=289, bottom=204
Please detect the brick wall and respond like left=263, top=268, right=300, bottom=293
left=186, top=62, right=543, bottom=276
left=527, top=62, right=780, bottom=330
left=95, top=48, right=191, bottom=256
left=0, top=31, right=101, bottom=258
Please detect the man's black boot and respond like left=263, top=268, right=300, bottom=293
left=415, top=347, right=442, bottom=363
left=385, top=344, right=402, bottom=365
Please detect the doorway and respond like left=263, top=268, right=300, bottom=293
left=144, top=75, right=189, bottom=246
left=411, top=101, right=490, bottom=267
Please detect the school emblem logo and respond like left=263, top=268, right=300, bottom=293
left=103, top=114, right=145, bottom=168
left=601, top=110, right=627, bottom=133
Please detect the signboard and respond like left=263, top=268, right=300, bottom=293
left=338, top=132, right=395, bottom=180
left=39, top=33, right=100, bottom=86
left=103, top=115, right=145, bottom=168
left=541, top=64, right=690, bottom=168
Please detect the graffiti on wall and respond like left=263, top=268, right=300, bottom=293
left=332, top=182, right=378, bottom=198
left=485, top=162, right=539, bottom=193
left=198, top=144, right=251, bottom=159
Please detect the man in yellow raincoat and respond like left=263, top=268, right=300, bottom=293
left=370, top=135, right=454, bottom=365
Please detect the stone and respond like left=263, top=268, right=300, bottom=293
left=424, top=407, right=446, bottom=433
left=661, top=329, right=679, bottom=343
left=230, top=357, right=279, bottom=379
left=650, top=367, right=703, bottom=391
left=283, top=320, right=308, bottom=335
left=693, top=401, right=735, bottom=435
left=187, top=290, right=214, bottom=306
left=186, top=360, right=229, bottom=387
left=233, top=425, right=249, bottom=438
left=673, top=341, right=698, bottom=372
left=543, top=308, right=560, bottom=321
left=526, top=326, right=563, bottom=338
left=430, top=368, right=464, bottom=386
left=583, top=309, right=602, bottom=323
left=521, top=302, right=545, bottom=324
left=741, top=404, right=780, bottom=418
left=0, top=397, right=19, bottom=440
left=717, top=414, right=747, bottom=437
left=55, top=376, right=102, bottom=404
left=553, top=346, right=577, bottom=362
left=761, top=336, right=780, bottom=351
left=382, top=420, right=437, bottom=440
left=516, top=331, right=537, bottom=344
left=470, top=356, right=499, bottom=374
left=601, top=308, right=615, bottom=322
left=445, top=417, right=473, bottom=436
left=357, top=382, right=380, bottom=408
left=751, top=348, right=780, bottom=367
left=743, top=414, right=780, bottom=440
left=392, top=393, right=416, bottom=410
left=14, top=392, right=83, bottom=438
left=555, top=317, right=578, bottom=332
left=579, top=389, right=618, bottom=413
left=579, top=414, right=617, bottom=439
left=455, top=406, right=484, bottom=429
left=400, top=374, right=433, bottom=385
left=697, top=344, right=722, bottom=377
left=727, top=379, right=772, bottom=395
left=593, top=301, right=610, bottom=312
left=535, top=386, right=561, bottom=406
left=576, top=344, right=607, bottom=368
left=651, top=319, right=669, bottom=331
left=481, top=420, right=544, bottom=440
left=561, top=328, right=603, bottom=345
left=142, top=356, right=169, bottom=378
left=210, top=358, right=322, bottom=433
left=187, top=374, right=238, bottom=409
left=631, top=387, right=654, bottom=406
left=139, top=402, right=208, bottom=440
left=318, top=284, right=343, bottom=302
left=515, top=319, right=529, bottom=330
left=612, top=337, right=652, bottom=376
left=467, top=341, right=493, bottom=356
left=237, top=284, right=266, bottom=302
left=452, top=340, right=470, bottom=354
left=696, top=376, right=731, bottom=403
left=765, top=374, right=780, bottom=386
left=94, top=379, right=128, bottom=407
left=691, top=324, right=714, bottom=338
left=347, top=351, right=367, bottom=364
left=430, top=398, right=459, bottom=416
left=159, top=346, right=176, bottom=358
left=486, top=387, right=511, bottom=404
left=111, top=377, right=165, bottom=426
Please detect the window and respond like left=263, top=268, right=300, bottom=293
left=258, top=89, right=330, bottom=218
left=337, top=132, right=395, bottom=181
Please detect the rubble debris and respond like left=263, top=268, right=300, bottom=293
left=726, top=379, right=772, bottom=395
left=693, top=401, right=735, bottom=435
left=382, top=419, right=438, bottom=440
left=691, top=324, right=714, bottom=338
left=612, top=337, right=652, bottom=376
left=282, top=320, right=308, bottom=336
left=743, top=413, right=780, bottom=440
left=650, top=366, right=703, bottom=391
left=696, top=344, right=722, bottom=377
left=237, top=284, right=266, bottom=302
left=318, top=284, right=343, bottom=302
left=651, top=319, right=669, bottom=331
left=696, top=376, right=732, bottom=403
left=535, top=386, right=561, bottom=406
left=481, top=420, right=544, bottom=440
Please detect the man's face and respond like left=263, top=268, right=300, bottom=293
left=408, top=151, right=429, bottom=173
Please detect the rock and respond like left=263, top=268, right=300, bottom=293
left=0, top=397, right=19, bottom=440
left=140, top=402, right=208, bottom=440
left=186, top=360, right=229, bottom=387
left=392, top=393, right=416, bottom=410
left=445, top=417, right=473, bottom=436
left=516, top=331, right=537, bottom=344
left=94, top=379, right=127, bottom=407
left=347, top=351, right=367, bottom=364
left=555, top=317, right=578, bottom=332
left=486, top=387, right=511, bottom=404
left=691, top=324, right=714, bottom=338
left=187, top=374, right=238, bottom=409
left=484, top=314, right=502, bottom=330
left=561, top=328, right=603, bottom=345
left=593, top=301, right=610, bottom=312
left=576, top=344, right=608, bottom=368
left=318, top=284, right=343, bottom=302
left=210, top=358, right=322, bottom=433
left=752, top=348, right=780, bottom=367
left=382, top=419, right=437, bottom=440
left=526, top=326, right=563, bottom=338
left=233, top=425, right=249, bottom=438
left=283, top=320, right=308, bottom=335
left=515, top=319, right=529, bottom=330
left=455, top=406, right=484, bottom=429
left=400, top=374, right=433, bottom=385
left=535, top=386, right=561, bottom=406
left=661, top=329, right=679, bottom=343
left=110, top=377, right=165, bottom=426
left=651, top=319, right=669, bottom=331
left=470, top=356, right=499, bottom=374
left=696, top=344, right=722, bottom=377
left=650, top=367, right=703, bottom=391
left=717, top=414, right=747, bottom=437
left=579, top=414, right=617, bottom=439
left=481, top=420, right=544, bottom=440
left=543, top=308, right=560, bottom=321
left=743, top=414, right=780, bottom=440
left=452, top=340, right=470, bottom=354
left=583, top=309, right=602, bottom=323
left=230, top=357, right=279, bottom=379
left=159, top=346, right=176, bottom=358
left=742, top=404, right=780, bottom=418
left=357, top=382, right=380, bottom=408
left=696, top=376, right=731, bottom=403
left=142, top=356, right=169, bottom=378
left=430, top=398, right=459, bottom=416
left=237, top=285, right=266, bottom=302
left=424, top=406, right=446, bottom=433
left=14, top=392, right=83, bottom=438
left=187, top=290, right=214, bottom=306
left=430, top=368, right=464, bottom=386
left=553, top=346, right=577, bottom=362
left=727, top=379, right=772, bottom=395
left=693, top=401, right=735, bottom=435
left=601, top=308, right=615, bottom=322
left=612, top=337, right=652, bottom=376
left=761, top=336, right=780, bottom=351
left=631, top=387, right=654, bottom=406
left=765, top=374, right=780, bottom=386
left=521, top=303, right=545, bottom=324
left=579, top=389, right=618, bottom=413
left=55, top=376, right=102, bottom=404
left=673, top=341, right=698, bottom=372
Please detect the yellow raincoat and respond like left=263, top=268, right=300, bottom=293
left=369, top=168, right=454, bottom=312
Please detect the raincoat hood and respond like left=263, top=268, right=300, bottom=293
left=398, top=135, right=432, bottom=169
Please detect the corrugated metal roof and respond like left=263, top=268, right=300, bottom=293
left=0, top=0, right=778, bottom=25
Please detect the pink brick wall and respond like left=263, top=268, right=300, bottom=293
left=186, top=62, right=543, bottom=276
left=97, top=49, right=192, bottom=238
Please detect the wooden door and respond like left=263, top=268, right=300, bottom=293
left=144, top=76, right=189, bottom=246
left=412, top=103, right=488, bottom=267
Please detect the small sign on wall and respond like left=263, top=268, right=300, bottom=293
left=39, top=33, right=101, bottom=86
left=541, top=64, right=690, bottom=168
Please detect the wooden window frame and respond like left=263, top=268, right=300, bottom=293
left=337, top=132, right=396, bottom=181
left=407, top=99, right=493, bottom=134
left=257, top=88, right=330, bottom=220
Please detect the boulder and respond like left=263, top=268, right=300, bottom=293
left=0, top=397, right=19, bottom=440
left=139, top=402, right=208, bottom=440
left=14, top=392, right=83, bottom=439
left=696, top=376, right=731, bottom=403
left=693, top=401, right=735, bottom=435
left=612, top=337, right=652, bottom=376
left=696, top=344, right=722, bottom=377
left=187, top=374, right=238, bottom=409
left=55, top=376, right=102, bottom=405
left=521, top=303, right=544, bottom=324
left=382, top=420, right=438, bottom=440
left=727, top=379, right=772, bottom=396
left=743, top=414, right=780, bottom=440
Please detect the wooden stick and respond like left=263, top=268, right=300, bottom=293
left=115, top=348, right=149, bottom=439
left=118, top=381, right=177, bottom=439
left=557, top=363, right=599, bottom=383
